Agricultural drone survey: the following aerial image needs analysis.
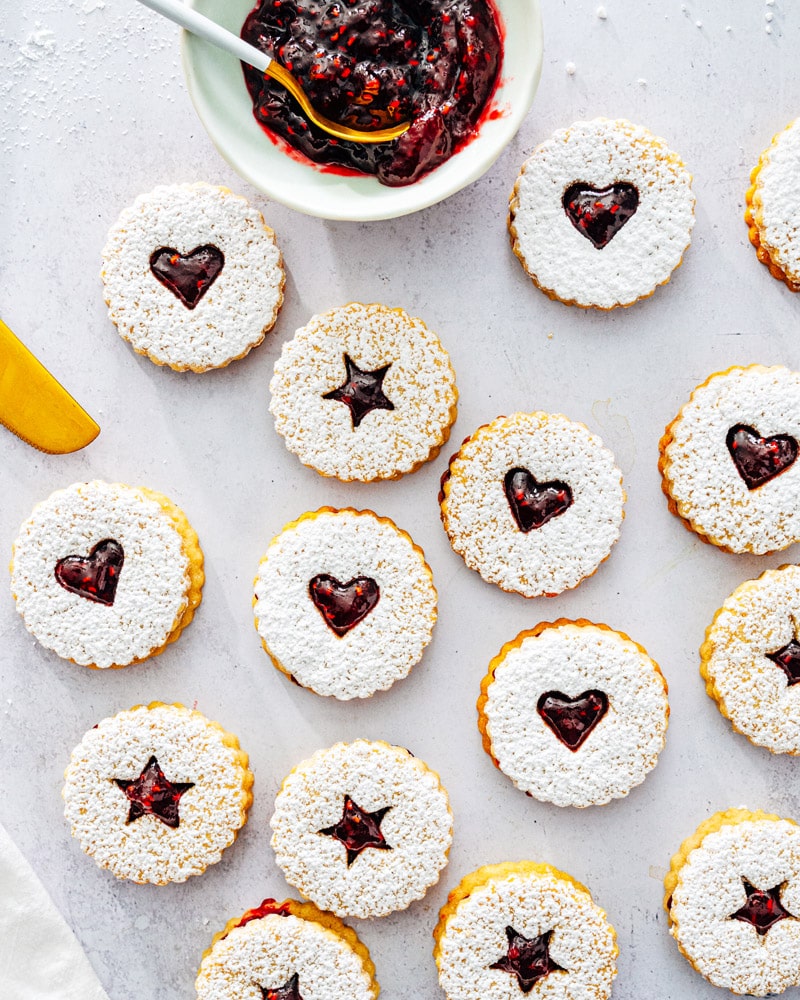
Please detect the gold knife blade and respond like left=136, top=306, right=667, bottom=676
left=0, top=319, right=100, bottom=454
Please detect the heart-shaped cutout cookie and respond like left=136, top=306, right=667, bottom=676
left=726, top=424, right=798, bottom=490
left=309, top=574, right=380, bottom=636
left=537, top=690, right=609, bottom=751
left=54, top=538, right=124, bottom=606
left=149, top=245, right=225, bottom=309
left=562, top=182, right=639, bottom=249
left=504, top=468, right=573, bottom=532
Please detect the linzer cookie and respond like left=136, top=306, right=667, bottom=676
left=659, top=365, right=800, bottom=553
left=509, top=118, right=695, bottom=309
left=269, top=302, right=458, bottom=481
left=63, top=702, right=253, bottom=884
left=665, top=809, right=800, bottom=996
left=196, top=898, right=379, bottom=1000
left=440, top=412, right=625, bottom=598
left=477, top=620, right=669, bottom=807
left=101, top=182, right=284, bottom=371
left=270, top=740, right=452, bottom=918
left=700, top=565, right=800, bottom=755
left=434, top=862, right=618, bottom=1000
left=10, top=480, right=203, bottom=668
left=746, top=119, right=800, bottom=292
left=253, top=508, right=437, bottom=699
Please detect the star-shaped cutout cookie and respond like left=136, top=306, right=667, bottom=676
left=113, top=755, right=195, bottom=829
left=322, top=354, right=395, bottom=429
left=767, top=639, right=800, bottom=686
left=489, top=925, right=566, bottom=994
left=729, top=879, right=794, bottom=936
left=259, top=972, right=304, bottom=1000
left=318, top=795, right=393, bottom=867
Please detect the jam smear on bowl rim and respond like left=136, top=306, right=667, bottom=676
left=240, top=0, right=503, bottom=186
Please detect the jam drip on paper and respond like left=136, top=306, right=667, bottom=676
left=726, top=424, right=798, bottom=490
left=767, top=639, right=800, bottom=686
left=113, top=756, right=195, bottom=829
left=562, top=182, right=639, bottom=249
left=54, top=538, right=124, bottom=606
left=149, top=245, right=224, bottom=309
left=323, top=354, right=395, bottom=428
left=240, top=0, right=502, bottom=186
left=504, top=468, right=573, bottom=532
left=318, top=795, right=393, bottom=866
left=537, top=690, right=608, bottom=751
left=729, top=880, right=793, bottom=936
left=309, top=574, right=380, bottom=635
left=258, top=973, right=304, bottom=1000
left=489, top=926, right=566, bottom=994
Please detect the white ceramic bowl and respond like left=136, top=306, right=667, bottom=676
left=181, top=0, right=542, bottom=221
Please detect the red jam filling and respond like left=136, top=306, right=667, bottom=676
left=240, top=0, right=502, bottom=186
left=322, top=354, right=395, bottom=428
left=234, top=900, right=293, bottom=933
left=767, top=639, right=800, bottom=685
left=726, top=424, right=798, bottom=490
left=54, top=538, right=124, bottom=606
left=318, top=795, right=393, bottom=866
left=149, top=245, right=224, bottom=309
left=113, top=755, right=195, bottom=829
left=504, top=468, right=573, bottom=533
left=562, top=182, right=639, bottom=249
left=309, top=574, right=380, bottom=636
left=259, top=972, right=304, bottom=1000
left=729, top=880, right=793, bottom=936
left=537, top=690, right=608, bottom=751
left=490, top=926, right=566, bottom=994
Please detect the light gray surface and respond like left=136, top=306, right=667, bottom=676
left=2, top=1, right=800, bottom=997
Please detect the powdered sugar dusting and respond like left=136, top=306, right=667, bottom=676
left=254, top=509, right=437, bottom=700
left=702, top=566, right=800, bottom=754
left=661, top=366, right=800, bottom=553
left=270, top=303, right=457, bottom=481
left=271, top=740, right=452, bottom=918
left=101, top=182, right=284, bottom=371
left=63, top=704, right=252, bottom=885
left=435, top=864, right=617, bottom=1000
left=441, top=412, right=625, bottom=598
left=509, top=119, right=695, bottom=309
left=11, top=481, right=196, bottom=668
left=752, top=119, right=800, bottom=285
left=670, top=816, right=800, bottom=995
left=482, top=622, right=668, bottom=807
left=196, top=913, right=376, bottom=1000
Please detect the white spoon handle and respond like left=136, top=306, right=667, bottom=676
left=136, top=0, right=273, bottom=74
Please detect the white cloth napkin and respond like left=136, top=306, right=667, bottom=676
left=0, top=821, right=110, bottom=1000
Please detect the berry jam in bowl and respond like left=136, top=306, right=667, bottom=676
left=181, top=0, right=542, bottom=220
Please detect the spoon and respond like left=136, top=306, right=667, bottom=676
left=136, top=0, right=410, bottom=144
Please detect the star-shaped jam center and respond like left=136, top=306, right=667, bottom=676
left=318, top=795, right=393, bottom=867
left=767, top=639, right=800, bottom=686
left=113, top=755, right=195, bottom=829
left=729, top=879, right=793, bottom=936
left=322, top=354, right=395, bottom=429
left=259, top=972, right=304, bottom=1000
left=490, top=926, right=566, bottom=994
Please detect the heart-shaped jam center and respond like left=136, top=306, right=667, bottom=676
left=308, top=574, right=380, bottom=636
left=149, top=245, right=225, bottom=309
left=563, top=182, right=639, bottom=249
left=504, top=468, right=573, bottom=532
left=537, top=690, right=609, bottom=751
left=726, top=424, right=798, bottom=490
left=54, top=538, right=124, bottom=606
